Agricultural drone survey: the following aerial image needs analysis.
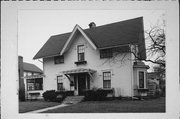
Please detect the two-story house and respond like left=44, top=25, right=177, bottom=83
left=19, top=56, right=44, bottom=100
left=33, top=17, right=149, bottom=98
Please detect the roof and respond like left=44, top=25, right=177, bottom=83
left=33, top=17, right=146, bottom=59
left=23, top=62, right=43, bottom=73
left=133, top=61, right=149, bottom=69
left=62, top=68, right=96, bottom=75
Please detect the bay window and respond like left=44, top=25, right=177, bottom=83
left=27, top=78, right=43, bottom=91
left=138, top=71, right=146, bottom=89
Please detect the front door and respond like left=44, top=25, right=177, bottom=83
left=78, top=74, right=86, bottom=95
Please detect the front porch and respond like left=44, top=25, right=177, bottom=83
left=62, top=68, right=96, bottom=96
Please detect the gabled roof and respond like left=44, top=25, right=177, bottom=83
left=33, top=17, right=146, bottom=59
left=23, top=62, right=42, bottom=73
left=60, top=25, right=97, bottom=55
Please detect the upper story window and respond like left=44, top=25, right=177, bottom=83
left=103, top=71, right=111, bottom=89
left=100, top=48, right=113, bottom=59
left=54, top=55, right=64, bottom=64
left=77, top=45, right=85, bottom=61
left=138, top=71, right=146, bottom=89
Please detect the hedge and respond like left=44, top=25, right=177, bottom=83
left=84, top=88, right=112, bottom=101
left=42, top=90, right=74, bottom=102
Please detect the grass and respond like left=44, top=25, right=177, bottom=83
left=42, top=97, right=165, bottom=113
left=19, top=100, right=60, bottom=113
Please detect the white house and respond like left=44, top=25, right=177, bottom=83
left=33, top=17, right=149, bottom=98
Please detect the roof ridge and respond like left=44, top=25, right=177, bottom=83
left=33, top=17, right=145, bottom=59
left=84, top=17, right=143, bottom=31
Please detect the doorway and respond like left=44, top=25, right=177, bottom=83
left=78, top=74, right=86, bottom=95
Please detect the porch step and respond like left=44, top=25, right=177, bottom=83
left=62, top=96, right=85, bottom=104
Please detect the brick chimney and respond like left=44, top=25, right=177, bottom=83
left=18, top=56, right=25, bottom=101
left=89, top=22, right=96, bottom=28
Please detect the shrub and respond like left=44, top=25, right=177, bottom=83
left=42, top=90, right=57, bottom=102
left=84, top=88, right=111, bottom=101
left=43, top=90, right=74, bottom=102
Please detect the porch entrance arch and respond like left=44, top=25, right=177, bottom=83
left=62, top=68, right=96, bottom=95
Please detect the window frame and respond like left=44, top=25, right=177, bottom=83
left=27, top=78, right=43, bottom=91
left=77, top=45, right=85, bottom=61
left=103, top=71, right=111, bottom=89
left=137, top=70, right=147, bottom=89
left=100, top=48, right=113, bottom=59
left=54, top=55, right=64, bottom=64
left=57, top=75, right=64, bottom=91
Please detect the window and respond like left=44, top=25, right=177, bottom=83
left=100, top=48, right=113, bottom=58
left=103, top=72, right=111, bottom=88
left=33, top=73, right=40, bottom=76
left=27, top=78, right=43, bottom=91
left=54, top=55, right=64, bottom=64
left=77, top=45, right=85, bottom=61
left=57, top=76, right=64, bottom=91
left=57, top=83, right=64, bottom=91
left=138, top=71, right=146, bottom=88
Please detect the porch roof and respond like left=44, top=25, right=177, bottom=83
left=23, top=74, right=45, bottom=79
left=62, top=68, right=96, bottom=75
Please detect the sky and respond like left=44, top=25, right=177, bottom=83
left=18, top=10, right=165, bottom=71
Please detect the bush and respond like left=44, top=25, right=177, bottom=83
left=43, top=90, right=74, bottom=102
left=84, top=88, right=111, bottom=101
left=42, top=90, right=57, bottom=102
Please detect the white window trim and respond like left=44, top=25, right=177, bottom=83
left=137, top=70, right=147, bottom=89
left=102, top=70, right=112, bottom=89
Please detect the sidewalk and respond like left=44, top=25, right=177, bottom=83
left=25, top=103, right=69, bottom=113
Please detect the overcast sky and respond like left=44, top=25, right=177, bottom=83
left=18, top=10, right=165, bottom=70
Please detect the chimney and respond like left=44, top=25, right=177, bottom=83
left=18, top=56, right=25, bottom=101
left=89, top=22, right=96, bottom=28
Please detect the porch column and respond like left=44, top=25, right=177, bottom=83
left=85, top=74, right=88, bottom=90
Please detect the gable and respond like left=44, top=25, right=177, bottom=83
left=33, top=17, right=146, bottom=60
left=60, top=25, right=97, bottom=55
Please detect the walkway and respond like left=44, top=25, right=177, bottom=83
left=25, top=103, right=69, bottom=113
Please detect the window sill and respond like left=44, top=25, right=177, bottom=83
left=74, top=60, right=87, bottom=65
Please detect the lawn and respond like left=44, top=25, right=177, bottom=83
left=42, top=97, right=165, bottom=113
left=19, top=100, right=60, bottom=113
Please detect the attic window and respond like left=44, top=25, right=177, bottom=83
left=100, top=48, right=113, bottom=59
left=54, top=55, right=64, bottom=64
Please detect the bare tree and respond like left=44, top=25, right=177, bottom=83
left=101, top=16, right=166, bottom=73
left=131, top=24, right=165, bottom=68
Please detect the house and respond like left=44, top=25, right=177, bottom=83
left=33, top=17, right=149, bottom=98
left=18, top=56, right=44, bottom=100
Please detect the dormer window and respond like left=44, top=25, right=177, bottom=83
left=54, top=55, right=64, bottom=64
left=77, top=45, right=85, bottom=61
